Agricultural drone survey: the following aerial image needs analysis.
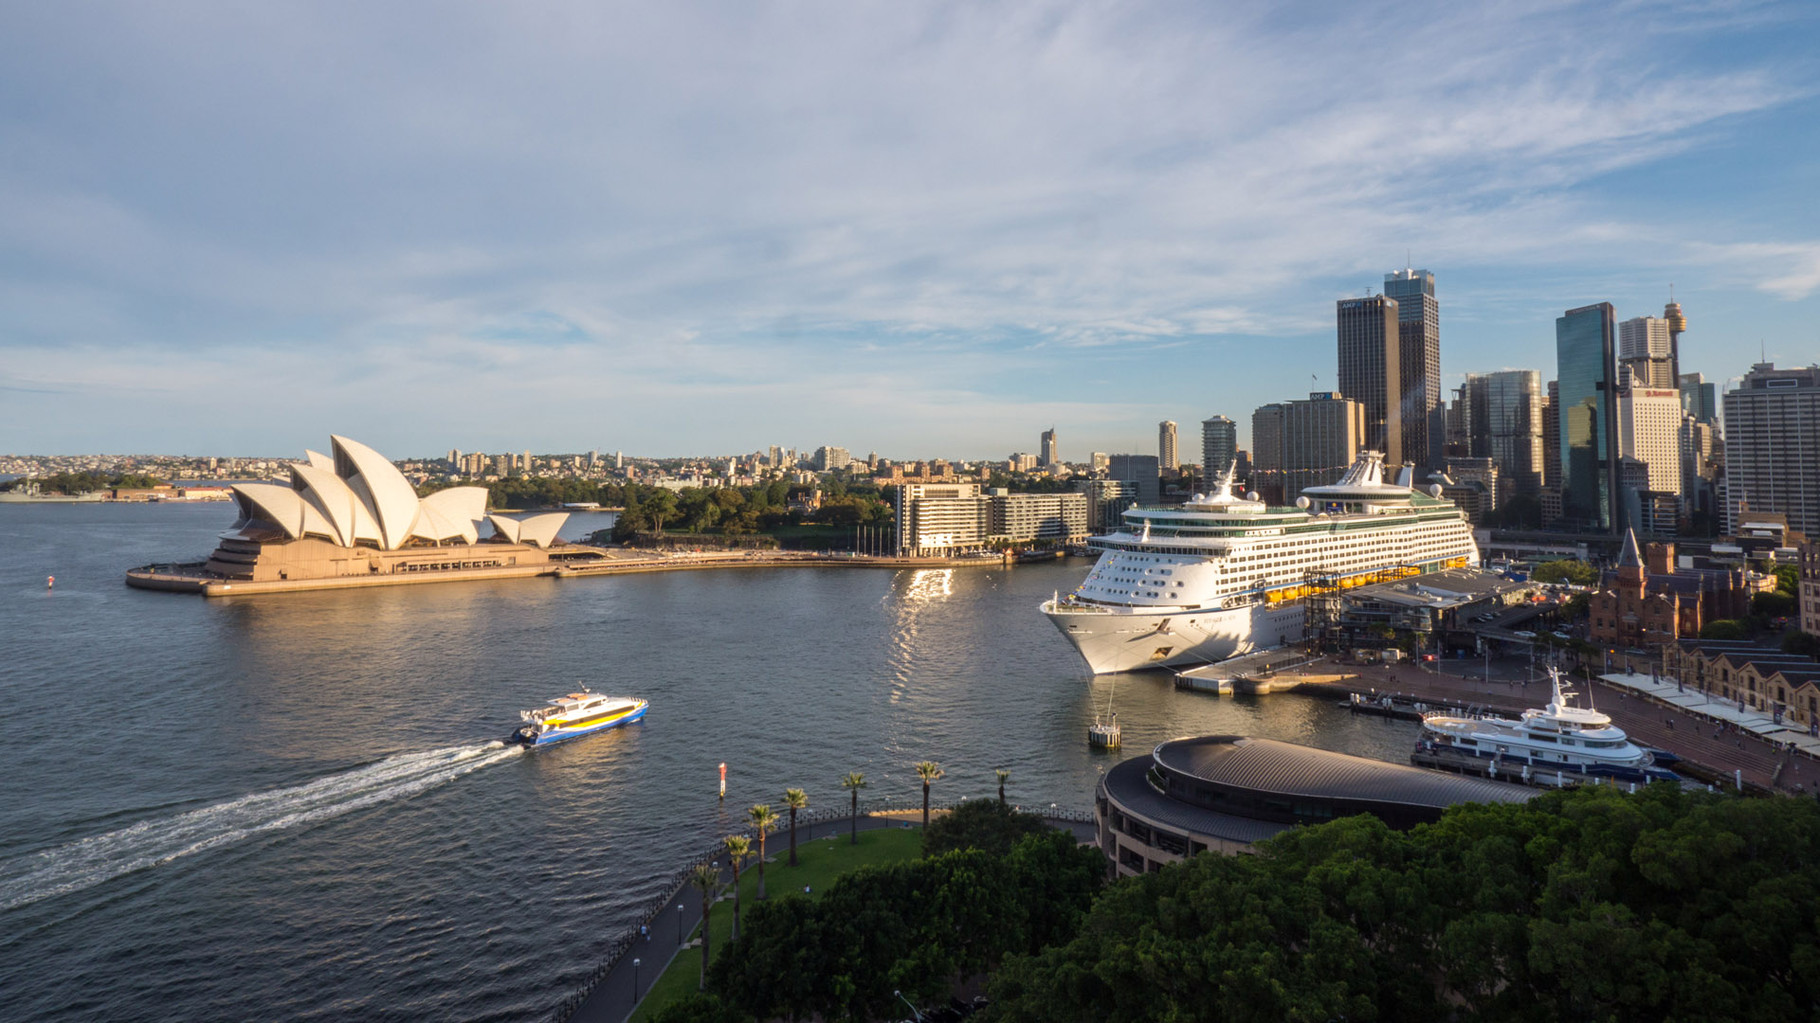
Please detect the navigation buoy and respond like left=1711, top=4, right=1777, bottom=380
left=718, top=761, right=727, bottom=801
left=46, top=575, right=54, bottom=589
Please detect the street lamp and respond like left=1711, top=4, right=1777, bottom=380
left=894, top=989, right=926, bottom=1022
left=633, top=958, right=642, bottom=999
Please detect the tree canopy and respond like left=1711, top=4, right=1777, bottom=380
left=653, top=830, right=1104, bottom=1023
left=5, top=470, right=162, bottom=494
left=923, top=799, right=1050, bottom=858
left=988, top=785, right=1820, bottom=1023
left=1532, top=559, right=1600, bottom=586
left=1701, top=618, right=1752, bottom=640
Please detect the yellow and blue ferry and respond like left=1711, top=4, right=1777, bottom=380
left=511, top=690, right=647, bottom=746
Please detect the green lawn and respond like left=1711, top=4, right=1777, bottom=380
left=630, top=825, right=923, bottom=1021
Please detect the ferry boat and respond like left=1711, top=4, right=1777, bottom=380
left=1414, top=668, right=1678, bottom=784
left=511, top=690, right=647, bottom=746
left=1040, top=451, right=1478, bottom=674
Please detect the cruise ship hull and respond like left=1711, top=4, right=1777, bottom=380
left=1040, top=600, right=1307, bottom=674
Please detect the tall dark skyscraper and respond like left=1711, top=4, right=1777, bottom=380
left=1336, top=295, right=1402, bottom=464
left=1555, top=302, right=1620, bottom=532
left=1383, top=268, right=1440, bottom=471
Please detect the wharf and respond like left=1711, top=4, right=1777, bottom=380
left=127, top=547, right=1048, bottom=597
left=1300, top=662, right=1818, bottom=794
left=1174, top=651, right=1353, bottom=695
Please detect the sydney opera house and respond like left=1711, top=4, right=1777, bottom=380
left=127, top=435, right=604, bottom=595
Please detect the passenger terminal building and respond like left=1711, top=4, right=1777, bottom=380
left=1096, top=735, right=1532, bottom=876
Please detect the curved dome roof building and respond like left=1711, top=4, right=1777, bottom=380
left=225, top=435, right=537, bottom=550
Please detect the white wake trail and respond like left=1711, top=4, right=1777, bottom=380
left=0, top=742, right=521, bottom=912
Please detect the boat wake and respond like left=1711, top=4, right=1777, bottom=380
left=0, top=742, right=521, bottom=912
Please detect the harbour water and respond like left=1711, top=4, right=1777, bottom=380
left=0, top=503, right=1417, bottom=1022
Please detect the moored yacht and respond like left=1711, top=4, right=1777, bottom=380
left=1041, top=451, right=1478, bottom=674
left=1415, top=668, right=1678, bottom=784
left=511, top=690, right=647, bottom=746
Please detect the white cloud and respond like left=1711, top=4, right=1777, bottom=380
left=0, top=0, right=1815, bottom=454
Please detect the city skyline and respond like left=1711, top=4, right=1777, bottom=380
left=3, top=2, right=1819, bottom=458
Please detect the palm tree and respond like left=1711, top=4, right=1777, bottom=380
left=915, top=760, right=945, bottom=828
left=722, top=834, right=751, bottom=942
left=686, top=862, right=722, bottom=991
left=839, top=772, right=867, bottom=845
left=783, top=788, right=808, bottom=867
left=747, top=804, right=779, bottom=900
left=996, top=767, right=1010, bottom=806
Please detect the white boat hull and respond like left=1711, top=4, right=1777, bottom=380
left=1040, top=600, right=1307, bottom=674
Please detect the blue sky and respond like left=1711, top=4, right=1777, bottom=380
left=2, top=0, right=1817, bottom=459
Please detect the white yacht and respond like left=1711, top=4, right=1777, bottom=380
left=1416, top=668, right=1678, bottom=784
left=1040, top=451, right=1478, bottom=674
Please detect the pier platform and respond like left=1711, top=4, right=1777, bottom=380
left=1175, top=650, right=1351, bottom=695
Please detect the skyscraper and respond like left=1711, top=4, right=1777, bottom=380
left=1484, top=370, right=1544, bottom=498
left=1678, top=372, right=1717, bottom=425
left=1040, top=428, right=1059, bottom=468
left=1158, top=421, right=1179, bottom=470
left=1617, top=382, right=1684, bottom=533
left=1384, top=268, right=1440, bottom=471
left=1555, top=303, right=1621, bottom=532
left=1618, top=316, right=1676, bottom=389
left=1251, top=403, right=1286, bottom=504
left=1542, top=381, right=1559, bottom=490
left=1251, top=393, right=1366, bottom=505
left=1456, top=374, right=1491, bottom=457
left=1200, top=415, right=1236, bottom=478
left=1722, top=363, right=1820, bottom=538
left=1336, top=295, right=1403, bottom=464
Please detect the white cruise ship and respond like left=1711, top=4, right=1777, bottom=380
left=1041, top=451, right=1478, bottom=674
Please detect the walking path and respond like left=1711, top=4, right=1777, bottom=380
left=562, top=808, right=1095, bottom=1023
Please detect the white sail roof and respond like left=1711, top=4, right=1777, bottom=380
left=488, top=511, right=568, bottom=548
left=224, top=436, right=550, bottom=552
left=331, top=435, right=422, bottom=550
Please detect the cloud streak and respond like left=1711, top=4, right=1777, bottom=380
left=0, top=0, right=1816, bottom=455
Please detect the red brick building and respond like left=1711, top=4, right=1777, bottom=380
left=1590, top=529, right=1749, bottom=650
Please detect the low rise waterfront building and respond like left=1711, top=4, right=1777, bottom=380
left=1663, top=639, right=1820, bottom=728
left=1095, top=735, right=1531, bottom=877
left=1338, top=567, right=1530, bottom=647
left=893, top=482, right=1088, bottom=555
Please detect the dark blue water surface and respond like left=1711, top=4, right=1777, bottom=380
left=0, top=503, right=1416, bottom=1022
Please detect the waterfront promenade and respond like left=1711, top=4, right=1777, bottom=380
left=561, top=808, right=1097, bottom=1023
left=127, top=546, right=1054, bottom=596
left=1322, top=660, right=1818, bottom=794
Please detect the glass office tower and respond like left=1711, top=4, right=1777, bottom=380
left=1555, top=303, right=1619, bottom=532
left=1384, top=268, right=1441, bottom=472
